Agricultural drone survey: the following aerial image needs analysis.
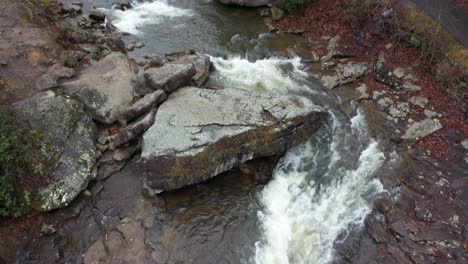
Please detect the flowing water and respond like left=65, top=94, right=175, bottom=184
left=19, top=1, right=390, bottom=263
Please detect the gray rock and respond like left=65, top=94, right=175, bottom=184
left=166, top=50, right=196, bottom=62
left=170, top=53, right=211, bottom=87
left=145, top=57, right=165, bottom=69
left=134, top=41, right=145, bottom=48
left=376, top=66, right=402, bottom=90
left=48, top=63, right=75, bottom=78
left=402, top=118, right=443, bottom=140
left=376, top=51, right=385, bottom=71
left=60, top=3, right=82, bottom=14
left=62, top=52, right=136, bottom=124
left=403, top=81, right=421, bottom=91
left=11, top=91, right=97, bottom=211
left=114, top=0, right=132, bottom=10
left=144, top=53, right=162, bottom=60
left=109, top=109, right=156, bottom=149
left=404, top=73, right=418, bottom=82
left=217, top=0, right=276, bottom=7
left=322, top=61, right=370, bottom=89
left=388, top=102, right=410, bottom=119
left=120, top=90, right=167, bottom=122
left=326, top=35, right=341, bottom=59
left=144, top=63, right=196, bottom=93
left=40, top=223, right=57, bottom=236
left=89, top=8, right=106, bottom=22
left=393, top=67, right=405, bottom=79
left=36, top=64, right=75, bottom=90
left=127, top=43, right=135, bottom=52
left=409, top=96, right=428, bottom=108
left=355, top=84, right=369, bottom=100
left=270, top=6, right=285, bottom=20
left=35, top=74, right=60, bottom=90
left=131, top=74, right=152, bottom=97
left=140, top=87, right=327, bottom=193
left=113, top=141, right=141, bottom=162
left=423, top=109, right=439, bottom=118
left=135, top=59, right=148, bottom=66
left=259, top=8, right=270, bottom=17
left=377, top=97, right=392, bottom=108
left=62, top=50, right=87, bottom=67
left=462, top=139, right=468, bottom=150
left=372, top=90, right=386, bottom=100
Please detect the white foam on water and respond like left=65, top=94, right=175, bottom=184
left=254, top=111, right=385, bottom=264
left=209, top=56, right=309, bottom=93
left=183, top=54, right=385, bottom=264
left=106, top=0, right=193, bottom=34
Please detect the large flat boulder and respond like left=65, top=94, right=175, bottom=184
left=11, top=91, right=97, bottom=211
left=140, top=87, right=327, bottom=193
left=217, top=0, right=276, bottom=7
left=62, top=52, right=137, bottom=124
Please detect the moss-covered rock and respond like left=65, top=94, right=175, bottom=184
left=11, top=91, right=97, bottom=211
left=140, top=87, right=327, bottom=193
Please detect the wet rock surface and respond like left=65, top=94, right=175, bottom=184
left=141, top=87, right=327, bottom=192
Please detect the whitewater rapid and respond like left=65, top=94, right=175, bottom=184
left=254, top=112, right=385, bottom=264
left=105, top=0, right=193, bottom=34
left=209, top=56, right=386, bottom=264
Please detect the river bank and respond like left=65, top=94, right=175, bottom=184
left=0, top=0, right=467, bottom=263
left=266, top=0, right=467, bottom=263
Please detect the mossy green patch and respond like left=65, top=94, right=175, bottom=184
left=0, top=108, right=56, bottom=218
left=401, top=7, right=468, bottom=70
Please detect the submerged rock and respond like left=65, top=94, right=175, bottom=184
left=140, top=87, right=327, bottom=193
left=62, top=52, right=137, bottom=124
left=217, top=0, right=276, bottom=7
left=11, top=91, right=97, bottom=211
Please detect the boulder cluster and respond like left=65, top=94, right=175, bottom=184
left=8, top=2, right=327, bottom=211
left=315, top=35, right=444, bottom=143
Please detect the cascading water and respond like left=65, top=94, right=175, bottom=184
left=254, top=112, right=385, bottom=264
left=106, top=0, right=193, bottom=35
left=209, top=56, right=386, bottom=264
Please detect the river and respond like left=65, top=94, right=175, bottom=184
left=17, top=0, right=392, bottom=263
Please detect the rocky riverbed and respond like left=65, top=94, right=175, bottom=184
left=1, top=0, right=467, bottom=263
